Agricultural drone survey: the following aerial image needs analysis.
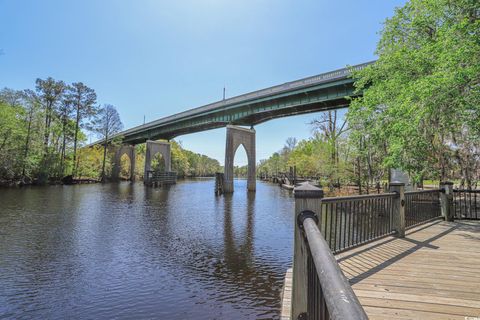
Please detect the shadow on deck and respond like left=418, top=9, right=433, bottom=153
left=335, top=219, right=480, bottom=319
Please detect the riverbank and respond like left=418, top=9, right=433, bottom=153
left=0, top=176, right=100, bottom=188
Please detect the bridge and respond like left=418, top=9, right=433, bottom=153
left=95, top=61, right=374, bottom=192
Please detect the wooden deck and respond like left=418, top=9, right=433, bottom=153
left=337, top=219, right=480, bottom=319
left=281, top=219, right=480, bottom=319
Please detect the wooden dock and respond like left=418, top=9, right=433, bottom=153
left=337, top=219, right=480, bottom=319
left=282, top=219, right=480, bottom=319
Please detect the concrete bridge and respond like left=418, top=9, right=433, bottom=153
left=96, top=61, right=374, bottom=191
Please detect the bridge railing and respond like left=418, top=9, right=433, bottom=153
left=291, top=182, right=450, bottom=319
left=293, top=184, right=368, bottom=320
left=404, top=189, right=442, bottom=228
left=297, top=210, right=368, bottom=320
left=319, top=193, right=397, bottom=254
left=453, top=189, right=480, bottom=220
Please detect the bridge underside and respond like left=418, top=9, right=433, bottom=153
left=121, top=84, right=355, bottom=145
left=88, top=62, right=374, bottom=147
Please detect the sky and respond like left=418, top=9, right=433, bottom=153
left=0, top=0, right=406, bottom=165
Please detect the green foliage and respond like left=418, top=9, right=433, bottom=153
left=178, top=141, right=222, bottom=177
left=0, top=103, right=26, bottom=178
left=348, top=0, right=479, bottom=185
left=0, top=80, right=99, bottom=183
left=76, top=145, right=104, bottom=179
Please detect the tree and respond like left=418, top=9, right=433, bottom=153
left=35, top=78, right=65, bottom=149
left=310, top=110, right=348, bottom=185
left=348, top=0, right=480, bottom=184
left=284, top=137, right=298, bottom=152
left=21, top=89, right=40, bottom=176
left=0, top=88, right=23, bottom=108
left=66, top=82, right=97, bottom=176
left=92, top=104, right=123, bottom=181
left=58, top=95, right=75, bottom=175
left=0, top=102, right=25, bottom=179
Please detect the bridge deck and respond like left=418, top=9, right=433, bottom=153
left=336, top=219, right=480, bottom=319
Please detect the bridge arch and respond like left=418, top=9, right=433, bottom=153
left=151, top=152, right=167, bottom=172
left=144, top=140, right=171, bottom=182
left=112, top=144, right=136, bottom=181
left=224, top=125, right=256, bottom=193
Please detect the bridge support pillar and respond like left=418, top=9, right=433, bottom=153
left=144, top=140, right=171, bottom=184
left=224, top=125, right=256, bottom=193
left=112, top=144, right=136, bottom=181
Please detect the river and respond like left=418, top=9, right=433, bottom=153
left=0, top=179, right=294, bottom=320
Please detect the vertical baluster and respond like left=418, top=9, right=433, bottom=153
left=346, top=201, right=351, bottom=249
left=323, top=202, right=328, bottom=238
left=355, top=200, right=360, bottom=246
left=374, top=197, right=379, bottom=238
left=370, top=198, right=373, bottom=239
left=389, top=197, right=393, bottom=232
left=337, top=202, right=342, bottom=251
left=361, top=199, right=366, bottom=243
left=357, top=200, right=362, bottom=244
left=343, top=201, right=348, bottom=250
left=329, top=203, right=334, bottom=250
left=333, top=203, right=339, bottom=252
left=379, top=197, right=383, bottom=236
left=384, top=197, right=388, bottom=235
left=454, top=190, right=457, bottom=218
left=363, top=199, right=367, bottom=243
left=405, top=194, right=409, bottom=227
left=475, top=191, right=478, bottom=219
left=372, top=197, right=376, bottom=238
left=469, top=189, right=473, bottom=219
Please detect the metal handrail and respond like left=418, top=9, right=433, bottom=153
left=320, top=192, right=397, bottom=203
left=405, top=189, right=441, bottom=194
left=299, top=212, right=368, bottom=320
left=454, top=189, right=480, bottom=193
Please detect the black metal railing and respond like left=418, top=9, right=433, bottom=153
left=299, top=211, right=368, bottom=320
left=404, top=190, right=442, bottom=228
left=319, top=193, right=397, bottom=253
left=453, top=189, right=480, bottom=220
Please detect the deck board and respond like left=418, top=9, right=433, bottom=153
left=336, top=219, right=480, bottom=319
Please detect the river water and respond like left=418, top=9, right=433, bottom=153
left=0, top=179, right=294, bottom=320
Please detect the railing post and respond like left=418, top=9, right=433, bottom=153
left=292, top=183, right=324, bottom=320
left=440, top=181, right=454, bottom=221
left=389, top=182, right=405, bottom=238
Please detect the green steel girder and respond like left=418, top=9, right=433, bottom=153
left=121, top=79, right=358, bottom=144
left=102, top=61, right=376, bottom=146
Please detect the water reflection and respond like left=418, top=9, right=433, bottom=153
left=0, top=179, right=294, bottom=319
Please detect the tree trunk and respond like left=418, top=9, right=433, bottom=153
left=101, top=136, right=108, bottom=182
left=72, top=102, right=81, bottom=177
left=22, top=110, right=33, bottom=176
left=60, top=117, right=67, bottom=176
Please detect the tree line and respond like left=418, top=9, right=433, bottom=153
left=0, top=80, right=103, bottom=185
left=258, top=0, right=479, bottom=191
left=0, top=80, right=221, bottom=185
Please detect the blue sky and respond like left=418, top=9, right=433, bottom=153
left=0, top=0, right=406, bottom=165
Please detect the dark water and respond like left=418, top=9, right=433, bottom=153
left=0, top=179, right=294, bottom=320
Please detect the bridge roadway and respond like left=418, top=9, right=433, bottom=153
left=103, top=61, right=374, bottom=145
